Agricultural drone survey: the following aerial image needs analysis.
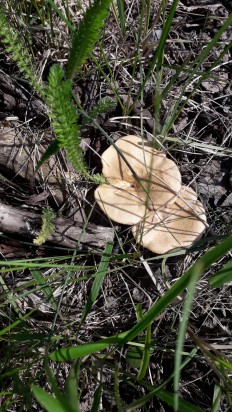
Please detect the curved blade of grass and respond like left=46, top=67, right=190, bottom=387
left=161, top=11, right=232, bottom=105
left=208, top=260, right=232, bottom=288
left=111, top=0, right=125, bottom=37
left=211, top=384, right=222, bottom=412
left=154, top=389, right=203, bottom=412
left=126, top=338, right=155, bottom=369
left=116, top=0, right=126, bottom=36
left=35, top=140, right=59, bottom=173
left=67, top=0, right=112, bottom=80
left=30, top=269, right=58, bottom=311
left=91, top=384, right=103, bottom=412
left=63, top=360, right=81, bottom=412
left=79, top=241, right=113, bottom=326
left=44, top=358, right=64, bottom=403
left=137, top=322, right=152, bottom=381
left=114, top=362, right=123, bottom=411
left=162, top=40, right=232, bottom=136
left=32, top=386, right=69, bottom=412
left=50, top=235, right=232, bottom=361
left=123, top=234, right=232, bottom=344
left=173, top=265, right=202, bottom=411
left=212, top=357, right=232, bottom=372
left=0, top=309, right=35, bottom=336
left=126, top=386, right=203, bottom=412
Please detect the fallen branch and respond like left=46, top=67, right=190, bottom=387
left=0, top=202, right=114, bottom=250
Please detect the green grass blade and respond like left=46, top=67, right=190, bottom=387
left=3, top=332, right=49, bottom=342
left=12, top=374, right=32, bottom=409
left=187, top=13, right=232, bottom=77
left=131, top=0, right=179, bottom=109
left=114, top=362, right=123, bottom=411
left=35, top=140, right=59, bottom=173
left=0, top=309, right=35, bottom=336
left=116, top=0, right=126, bottom=36
left=63, top=360, right=81, bottom=412
left=173, top=265, right=201, bottom=411
left=126, top=338, right=155, bottom=370
left=126, top=380, right=203, bottom=412
left=211, top=384, right=221, bottom=412
left=50, top=235, right=232, bottom=361
left=46, top=0, right=75, bottom=32
left=79, top=241, right=113, bottom=326
left=208, top=260, right=232, bottom=288
left=212, top=357, right=232, bottom=372
left=123, top=234, right=232, bottom=344
left=154, top=389, right=203, bottom=412
left=91, top=384, right=103, bottom=412
left=30, top=269, right=58, bottom=311
left=50, top=336, right=122, bottom=361
left=66, top=0, right=112, bottom=80
left=43, top=358, right=64, bottom=403
left=137, top=322, right=152, bottom=381
left=32, top=386, right=69, bottom=412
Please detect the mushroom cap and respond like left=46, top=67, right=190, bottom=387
left=94, top=180, right=148, bottom=224
left=100, top=135, right=182, bottom=209
left=132, top=185, right=207, bottom=254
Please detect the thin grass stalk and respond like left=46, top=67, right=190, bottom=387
left=79, top=242, right=113, bottom=327
left=173, top=265, right=202, bottom=411
left=130, top=0, right=179, bottom=111
left=114, top=362, right=123, bottom=412
left=90, top=49, right=124, bottom=111
left=46, top=0, right=75, bottom=32
left=117, top=0, right=126, bottom=36
left=144, top=0, right=151, bottom=34
left=91, top=384, right=103, bottom=412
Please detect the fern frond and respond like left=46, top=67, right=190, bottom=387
left=67, top=0, right=112, bottom=80
left=33, top=208, right=56, bottom=246
left=0, top=6, right=44, bottom=96
left=46, top=64, right=89, bottom=177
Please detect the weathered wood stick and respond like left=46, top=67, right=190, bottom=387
left=0, top=202, right=114, bottom=250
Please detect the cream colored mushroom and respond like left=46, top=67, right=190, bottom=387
left=94, top=180, right=148, bottom=224
left=132, top=185, right=207, bottom=254
left=94, top=135, right=182, bottom=224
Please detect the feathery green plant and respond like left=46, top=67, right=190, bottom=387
left=45, top=64, right=107, bottom=184
left=0, top=1, right=114, bottom=182
left=82, top=96, right=117, bottom=126
left=66, top=0, right=112, bottom=80
left=0, top=6, right=44, bottom=96
left=33, top=208, right=56, bottom=246
left=46, top=64, right=89, bottom=178
left=44, top=0, right=114, bottom=181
